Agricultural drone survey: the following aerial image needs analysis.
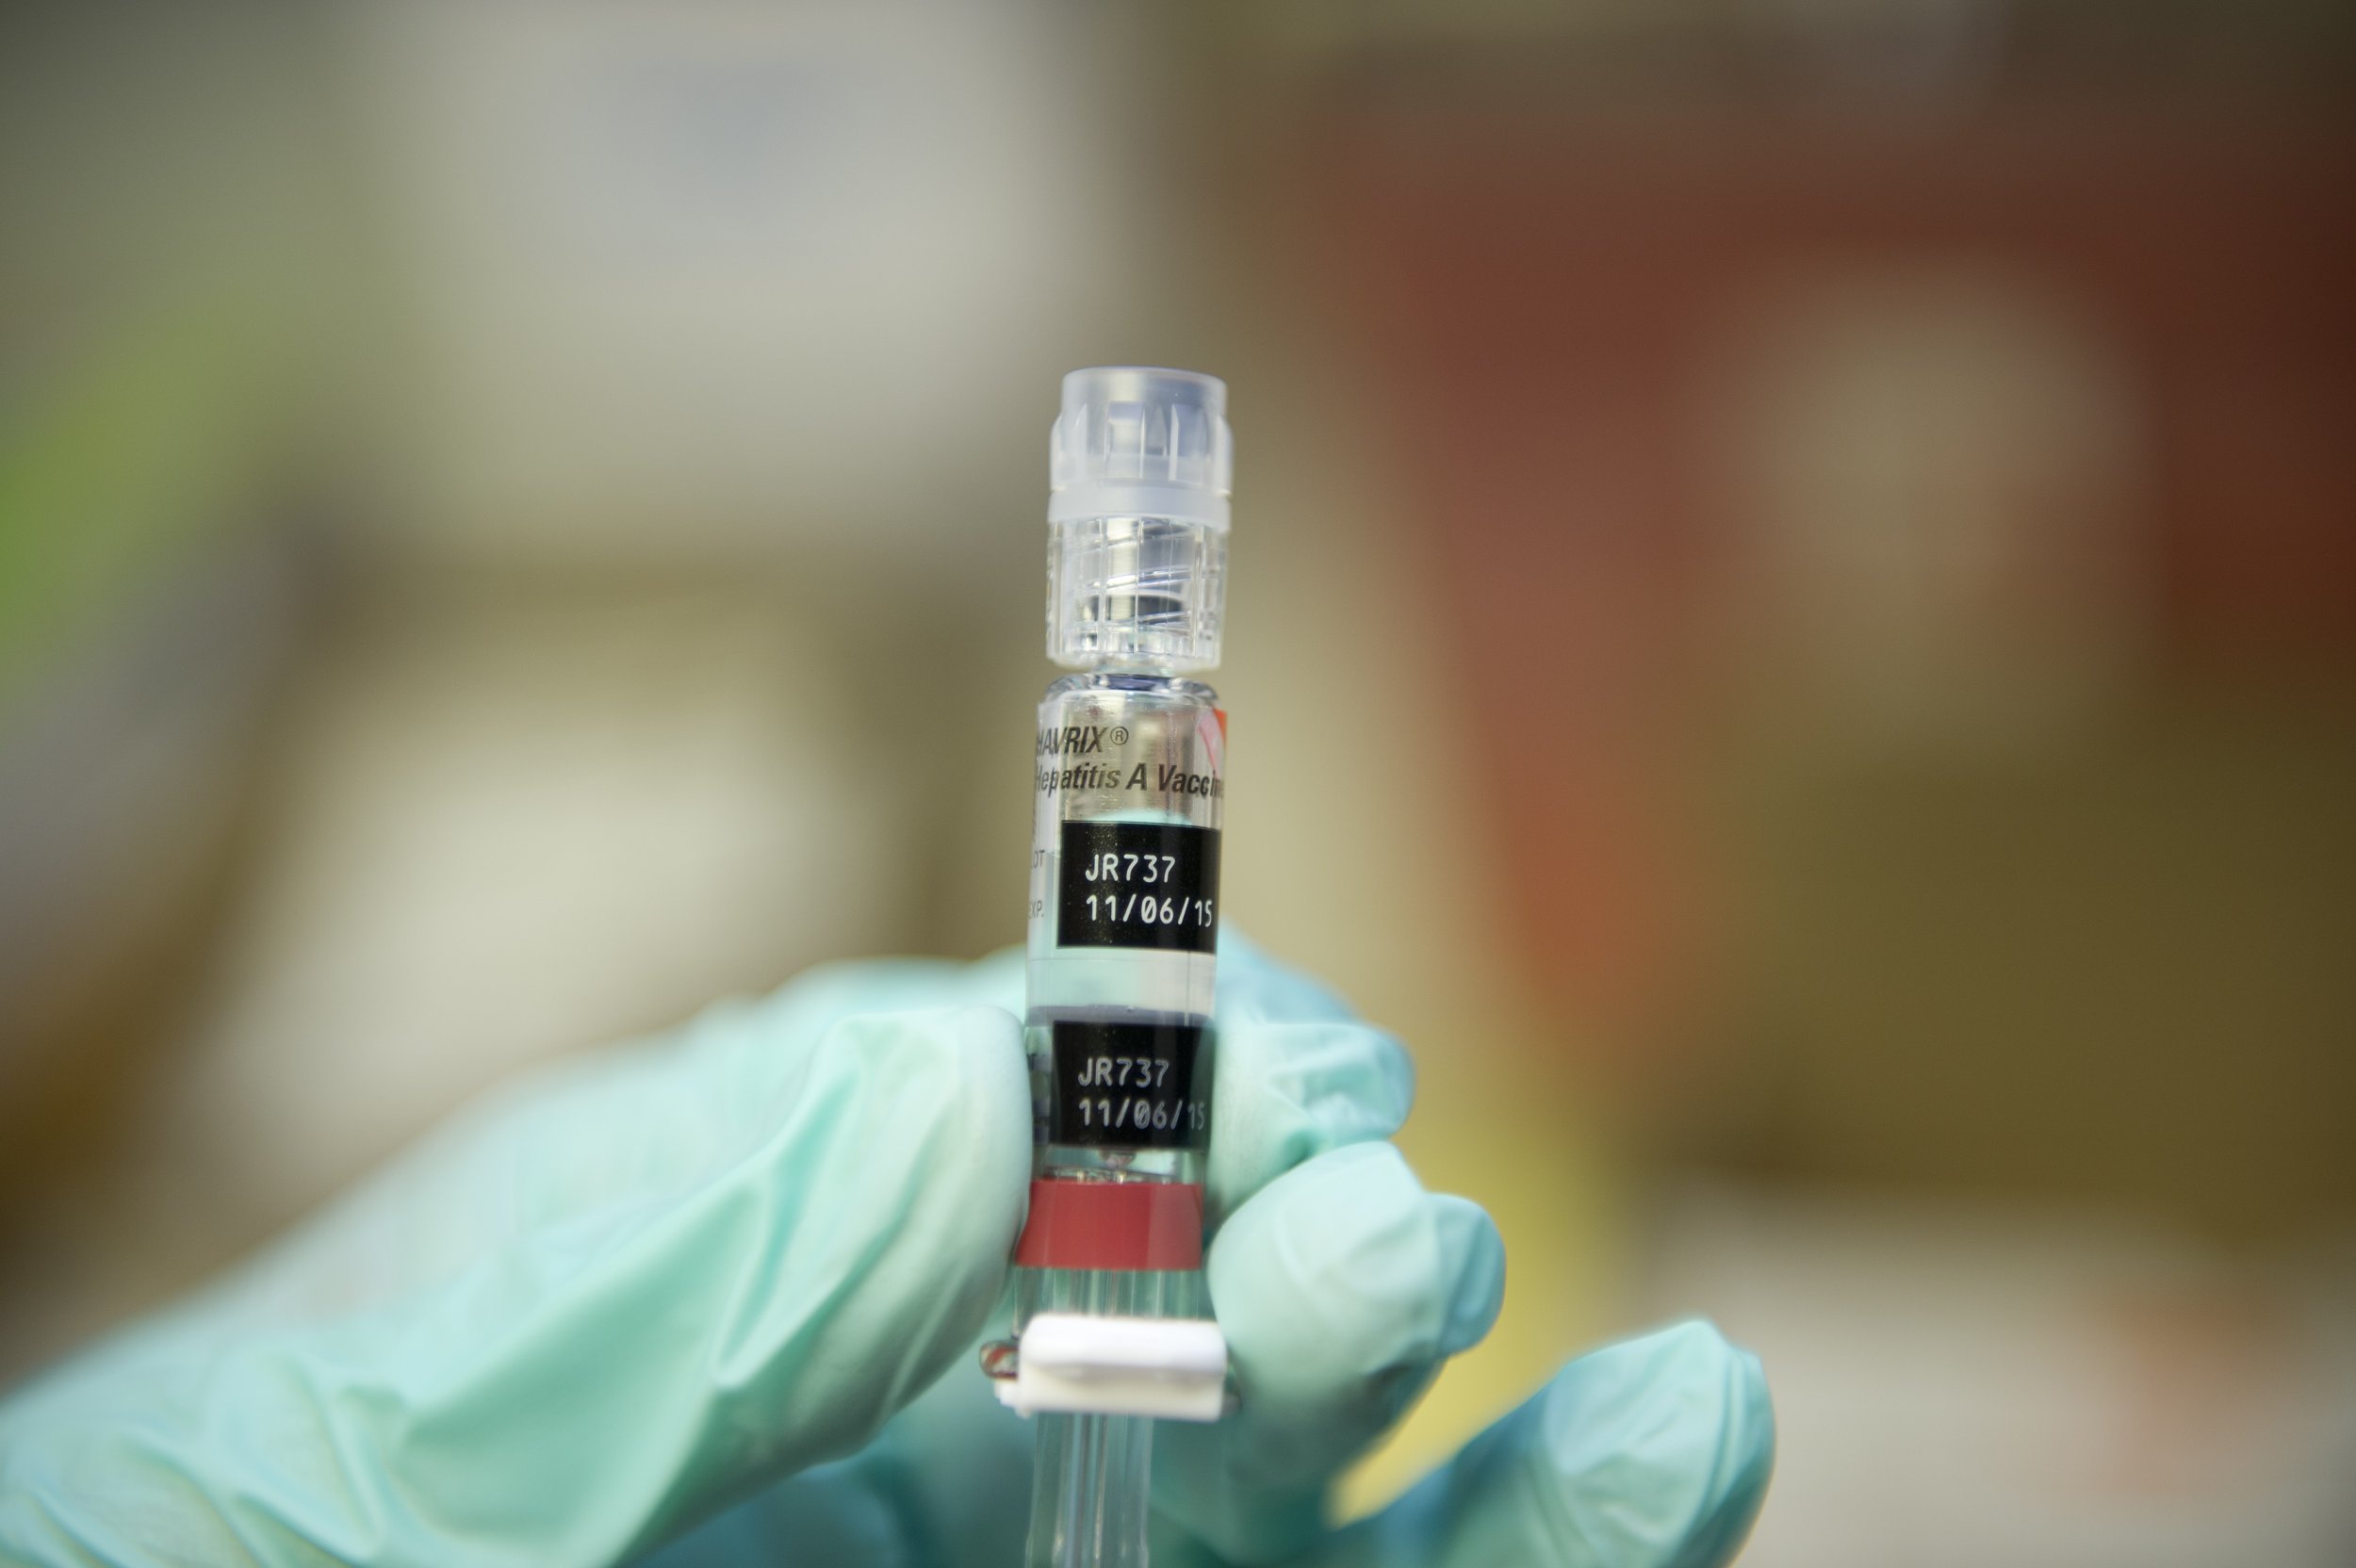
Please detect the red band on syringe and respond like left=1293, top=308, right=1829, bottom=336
left=1014, top=1179, right=1203, bottom=1271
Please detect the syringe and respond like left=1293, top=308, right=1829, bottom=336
left=982, top=367, right=1235, bottom=1568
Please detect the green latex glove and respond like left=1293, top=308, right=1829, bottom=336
left=0, top=938, right=1772, bottom=1566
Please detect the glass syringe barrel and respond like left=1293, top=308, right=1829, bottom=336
left=1014, top=368, right=1234, bottom=1568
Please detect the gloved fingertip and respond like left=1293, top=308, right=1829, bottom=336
left=1208, top=1145, right=1476, bottom=1410
left=1531, top=1319, right=1775, bottom=1568
left=1427, top=1196, right=1504, bottom=1358
left=1207, top=1022, right=1415, bottom=1221
left=1354, top=1029, right=1418, bottom=1132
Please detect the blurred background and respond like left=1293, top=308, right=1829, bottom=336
left=2, top=1, right=2351, bottom=1560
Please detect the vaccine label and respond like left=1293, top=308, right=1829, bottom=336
left=1049, top=1021, right=1210, bottom=1150
left=1056, top=822, right=1220, bottom=952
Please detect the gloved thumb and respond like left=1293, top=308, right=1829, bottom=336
left=0, top=1000, right=1032, bottom=1568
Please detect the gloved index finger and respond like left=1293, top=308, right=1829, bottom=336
left=1157, top=1142, right=1506, bottom=1565
left=1203, top=933, right=1416, bottom=1227
left=1203, top=1015, right=1415, bottom=1227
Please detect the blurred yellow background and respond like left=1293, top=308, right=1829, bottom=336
left=2, top=3, right=2351, bottom=1562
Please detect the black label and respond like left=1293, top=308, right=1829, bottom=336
left=1048, top=1021, right=1211, bottom=1150
left=1056, top=821, right=1219, bottom=952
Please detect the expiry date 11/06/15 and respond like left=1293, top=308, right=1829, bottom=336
left=1077, top=891, right=1214, bottom=928
left=1073, top=1095, right=1207, bottom=1135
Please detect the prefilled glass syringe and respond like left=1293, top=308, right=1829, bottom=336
left=982, top=368, right=1234, bottom=1568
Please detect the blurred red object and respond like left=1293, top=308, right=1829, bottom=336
left=1299, top=106, right=2356, bottom=1053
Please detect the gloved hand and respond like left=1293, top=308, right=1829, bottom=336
left=0, top=937, right=1772, bottom=1567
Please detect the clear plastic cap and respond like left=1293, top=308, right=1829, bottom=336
left=1047, top=368, right=1232, bottom=672
left=1050, top=368, right=1232, bottom=529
